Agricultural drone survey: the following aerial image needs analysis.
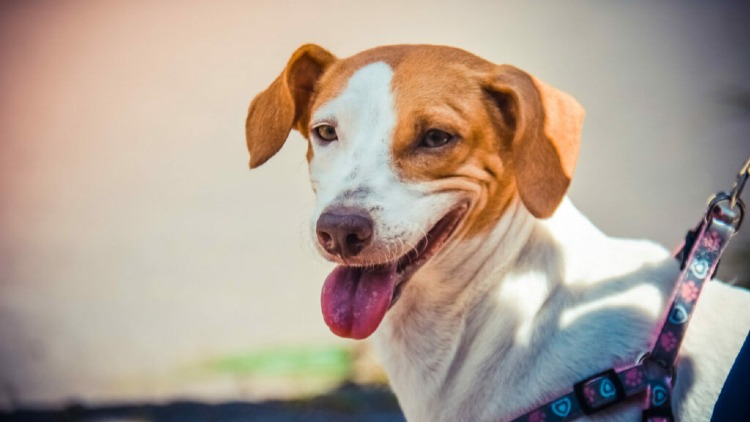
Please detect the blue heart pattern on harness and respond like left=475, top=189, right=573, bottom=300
left=651, top=385, right=668, bottom=407
left=600, top=378, right=616, bottom=398
left=690, top=258, right=709, bottom=279
left=668, top=305, right=688, bottom=325
left=551, top=397, right=572, bottom=417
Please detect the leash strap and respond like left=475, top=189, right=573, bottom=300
left=511, top=156, right=749, bottom=422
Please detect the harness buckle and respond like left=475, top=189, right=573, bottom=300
left=573, top=368, right=626, bottom=415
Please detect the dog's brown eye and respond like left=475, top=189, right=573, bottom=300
left=314, top=125, right=338, bottom=142
left=420, top=129, right=454, bottom=148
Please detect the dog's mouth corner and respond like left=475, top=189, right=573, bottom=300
left=320, top=203, right=469, bottom=340
left=391, top=202, right=469, bottom=299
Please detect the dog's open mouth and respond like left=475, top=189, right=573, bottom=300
left=320, top=204, right=467, bottom=339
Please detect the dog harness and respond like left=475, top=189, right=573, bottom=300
left=512, top=157, right=749, bottom=422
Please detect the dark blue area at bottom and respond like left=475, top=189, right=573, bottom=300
left=712, top=330, right=750, bottom=421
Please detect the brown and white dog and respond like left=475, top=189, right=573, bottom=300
left=245, top=44, right=750, bottom=421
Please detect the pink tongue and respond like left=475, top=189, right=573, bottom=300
left=320, top=264, right=398, bottom=339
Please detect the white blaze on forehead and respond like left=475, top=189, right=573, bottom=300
left=309, top=61, right=398, bottom=207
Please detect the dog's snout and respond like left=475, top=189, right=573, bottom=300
left=316, top=210, right=374, bottom=259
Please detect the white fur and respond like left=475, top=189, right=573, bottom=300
left=305, top=63, right=750, bottom=421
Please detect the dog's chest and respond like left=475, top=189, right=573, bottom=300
left=373, top=300, right=664, bottom=422
left=370, top=232, right=680, bottom=421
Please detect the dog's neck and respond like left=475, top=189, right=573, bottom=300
left=373, top=197, right=675, bottom=421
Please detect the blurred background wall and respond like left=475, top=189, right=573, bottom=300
left=0, top=0, right=748, bottom=410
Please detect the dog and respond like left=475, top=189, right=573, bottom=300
left=244, top=44, right=750, bottom=421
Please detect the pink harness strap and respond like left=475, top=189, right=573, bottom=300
left=511, top=157, right=749, bottom=422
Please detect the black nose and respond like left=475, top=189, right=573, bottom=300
left=316, top=209, right=374, bottom=259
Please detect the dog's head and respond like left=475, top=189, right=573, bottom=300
left=246, top=44, right=584, bottom=339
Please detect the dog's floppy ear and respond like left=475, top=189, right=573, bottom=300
left=245, top=44, right=337, bottom=168
left=485, top=65, right=584, bottom=218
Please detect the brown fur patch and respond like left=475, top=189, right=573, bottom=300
left=379, top=46, right=584, bottom=235
left=388, top=47, right=517, bottom=236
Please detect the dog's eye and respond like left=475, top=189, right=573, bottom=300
left=313, top=125, right=338, bottom=142
left=420, top=129, right=454, bottom=149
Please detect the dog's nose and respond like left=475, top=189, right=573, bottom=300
left=316, top=210, right=374, bottom=259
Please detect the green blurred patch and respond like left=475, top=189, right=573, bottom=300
left=208, top=345, right=354, bottom=379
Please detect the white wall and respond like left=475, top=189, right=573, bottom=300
left=0, top=0, right=748, bottom=408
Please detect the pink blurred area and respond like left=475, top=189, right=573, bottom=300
left=0, top=1, right=334, bottom=406
left=0, top=0, right=748, bottom=409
